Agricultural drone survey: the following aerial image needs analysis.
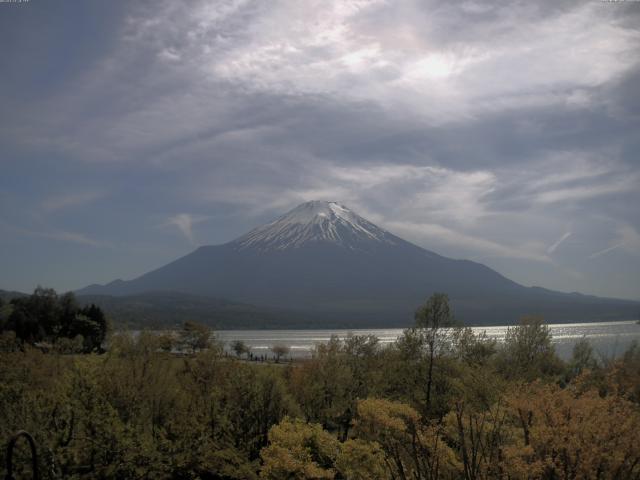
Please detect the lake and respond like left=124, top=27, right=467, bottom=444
left=215, top=320, right=640, bottom=360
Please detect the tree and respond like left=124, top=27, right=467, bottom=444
left=289, top=336, right=355, bottom=437
left=414, top=293, right=457, bottom=412
left=79, top=303, right=108, bottom=350
left=57, top=291, right=79, bottom=337
left=2, top=289, right=107, bottom=351
left=6, top=306, right=41, bottom=344
left=451, top=327, right=496, bottom=366
left=260, top=417, right=339, bottom=479
left=354, top=398, right=460, bottom=480
left=444, top=365, right=507, bottom=480
left=156, top=333, right=175, bottom=352
left=232, top=339, right=250, bottom=359
left=501, top=382, right=640, bottom=478
left=594, top=340, right=640, bottom=404
left=27, top=286, right=59, bottom=336
left=271, top=344, right=290, bottom=362
left=447, top=399, right=507, bottom=480
left=343, top=334, right=381, bottom=398
left=6, top=287, right=59, bottom=344
left=180, top=321, right=212, bottom=353
left=0, top=296, right=8, bottom=333
left=497, top=316, right=562, bottom=380
left=62, top=304, right=109, bottom=352
left=335, top=439, right=389, bottom=480
left=565, top=336, right=598, bottom=382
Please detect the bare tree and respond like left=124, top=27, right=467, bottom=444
left=414, top=293, right=456, bottom=412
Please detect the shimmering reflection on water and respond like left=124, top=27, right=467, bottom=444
left=215, top=321, right=640, bottom=360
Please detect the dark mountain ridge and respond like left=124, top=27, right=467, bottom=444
left=77, top=201, right=639, bottom=326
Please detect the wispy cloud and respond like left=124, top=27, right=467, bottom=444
left=40, top=230, right=109, bottom=248
left=588, top=224, right=640, bottom=260
left=386, top=220, right=551, bottom=264
left=0, top=221, right=109, bottom=248
left=41, top=191, right=106, bottom=213
left=589, top=243, right=624, bottom=260
left=618, top=225, right=640, bottom=255
left=328, top=164, right=496, bottom=225
left=534, top=177, right=638, bottom=205
left=548, top=231, right=572, bottom=254
left=162, top=214, right=210, bottom=244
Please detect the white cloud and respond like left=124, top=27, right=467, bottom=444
left=9, top=0, right=640, bottom=165
left=163, top=213, right=210, bottom=244
left=186, top=0, right=639, bottom=121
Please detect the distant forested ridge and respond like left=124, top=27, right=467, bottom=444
left=76, top=291, right=312, bottom=329
left=77, top=289, right=640, bottom=330
left=1, top=293, right=640, bottom=479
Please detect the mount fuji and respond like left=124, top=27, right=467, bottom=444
left=78, top=201, right=638, bottom=326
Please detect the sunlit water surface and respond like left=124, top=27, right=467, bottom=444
left=215, top=321, right=640, bottom=360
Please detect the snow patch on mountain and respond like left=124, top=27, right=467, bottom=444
left=232, top=201, right=398, bottom=251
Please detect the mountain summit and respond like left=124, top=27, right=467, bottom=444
left=232, top=201, right=397, bottom=251
left=78, top=201, right=638, bottom=326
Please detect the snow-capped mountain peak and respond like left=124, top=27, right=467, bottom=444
left=231, top=201, right=398, bottom=251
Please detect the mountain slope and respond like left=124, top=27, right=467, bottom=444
left=78, top=201, right=639, bottom=326
left=0, top=289, right=28, bottom=302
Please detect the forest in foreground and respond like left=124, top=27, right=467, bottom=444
left=1, top=292, right=640, bottom=479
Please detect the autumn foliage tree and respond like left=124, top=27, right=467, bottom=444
left=353, top=398, right=460, bottom=479
left=260, top=418, right=339, bottom=479
left=500, top=382, right=640, bottom=478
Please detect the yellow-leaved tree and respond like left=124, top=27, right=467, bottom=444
left=353, top=398, right=461, bottom=480
left=501, top=382, right=640, bottom=479
left=259, top=417, right=339, bottom=479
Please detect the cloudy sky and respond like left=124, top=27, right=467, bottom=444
left=1, top=0, right=639, bottom=300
